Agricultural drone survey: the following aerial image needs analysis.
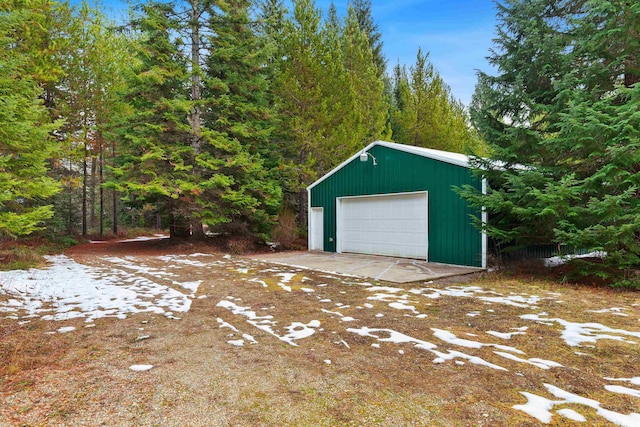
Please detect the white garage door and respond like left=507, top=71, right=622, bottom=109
left=338, top=192, right=428, bottom=259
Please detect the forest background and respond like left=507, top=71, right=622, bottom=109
left=1, top=0, right=482, bottom=242
left=1, top=0, right=639, bottom=286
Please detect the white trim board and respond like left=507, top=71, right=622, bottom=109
left=307, top=140, right=471, bottom=192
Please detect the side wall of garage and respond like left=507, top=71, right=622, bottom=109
left=309, top=145, right=483, bottom=267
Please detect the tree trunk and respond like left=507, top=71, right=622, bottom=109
left=189, top=0, right=202, bottom=155
left=82, top=122, right=88, bottom=237
left=298, top=189, right=307, bottom=229
left=188, top=0, right=203, bottom=241
left=89, top=155, right=97, bottom=230
left=99, top=137, right=104, bottom=236
left=191, top=218, right=206, bottom=240
left=112, top=140, right=118, bottom=235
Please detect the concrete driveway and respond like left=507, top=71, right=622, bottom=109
left=250, top=251, right=484, bottom=283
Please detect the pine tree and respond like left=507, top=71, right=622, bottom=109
left=274, top=0, right=328, bottom=221
left=340, top=5, right=389, bottom=144
left=0, top=7, right=61, bottom=237
left=54, top=2, right=131, bottom=236
left=348, top=0, right=385, bottom=76
left=199, top=0, right=282, bottom=238
left=391, top=48, right=481, bottom=153
left=464, top=0, right=640, bottom=285
left=111, top=1, right=194, bottom=238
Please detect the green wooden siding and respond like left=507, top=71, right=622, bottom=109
left=309, top=145, right=483, bottom=267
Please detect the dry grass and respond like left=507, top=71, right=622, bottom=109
left=1, top=243, right=639, bottom=426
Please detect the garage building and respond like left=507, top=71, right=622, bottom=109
left=307, top=140, right=486, bottom=268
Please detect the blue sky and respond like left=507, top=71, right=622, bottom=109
left=86, top=0, right=498, bottom=106
left=359, top=0, right=498, bottom=106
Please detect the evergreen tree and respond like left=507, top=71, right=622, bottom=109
left=274, top=0, right=328, bottom=220
left=464, top=0, right=640, bottom=285
left=348, top=0, right=385, bottom=76
left=55, top=2, right=131, bottom=236
left=111, top=1, right=194, bottom=238
left=114, top=0, right=282, bottom=240
left=341, top=5, right=389, bottom=143
left=391, top=48, right=481, bottom=153
left=0, top=7, right=61, bottom=237
left=199, top=0, right=282, bottom=238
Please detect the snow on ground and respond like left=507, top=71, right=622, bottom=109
left=543, top=251, right=607, bottom=268
left=408, top=285, right=543, bottom=308
left=216, top=298, right=320, bottom=347
left=486, top=326, right=528, bottom=339
left=513, top=383, right=640, bottom=426
left=0, top=254, right=201, bottom=323
left=2, top=251, right=640, bottom=425
left=520, top=313, right=640, bottom=346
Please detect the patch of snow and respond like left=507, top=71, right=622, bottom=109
left=248, top=278, right=268, bottom=288
left=544, top=251, right=607, bottom=268
left=101, top=256, right=177, bottom=278
left=118, top=234, right=168, bottom=243
left=514, top=383, right=640, bottom=426
left=129, top=364, right=153, bottom=371
left=520, top=314, right=640, bottom=346
left=216, top=300, right=320, bottom=346
left=242, top=333, right=257, bottom=344
left=324, top=359, right=331, bottom=364
left=486, top=330, right=527, bottom=339
left=556, top=408, right=586, bottom=422
left=278, top=283, right=292, bottom=292
left=388, top=302, right=419, bottom=314
left=347, top=326, right=508, bottom=371
left=604, top=377, right=640, bottom=386
left=493, top=351, right=563, bottom=370
left=276, top=272, right=297, bottom=283
left=512, top=392, right=558, bottom=423
left=173, top=280, right=201, bottom=294
left=157, top=255, right=209, bottom=267
left=604, top=385, right=640, bottom=398
left=227, top=339, right=245, bottom=347
left=431, top=328, right=524, bottom=354
left=0, top=255, right=195, bottom=322
left=431, top=349, right=508, bottom=371
left=412, top=285, right=542, bottom=308
left=588, top=307, right=629, bottom=317
left=217, top=318, right=238, bottom=332
left=301, top=288, right=315, bottom=293
left=57, top=326, right=76, bottom=333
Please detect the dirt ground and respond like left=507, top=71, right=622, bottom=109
left=1, top=239, right=639, bottom=426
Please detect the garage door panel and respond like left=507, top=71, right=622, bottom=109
left=339, top=192, right=428, bottom=260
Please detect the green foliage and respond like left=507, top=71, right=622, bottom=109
left=274, top=0, right=390, bottom=203
left=110, top=1, right=194, bottom=235
left=466, top=0, right=640, bottom=286
left=0, top=6, right=61, bottom=238
left=112, top=0, right=282, bottom=240
left=390, top=48, right=484, bottom=154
